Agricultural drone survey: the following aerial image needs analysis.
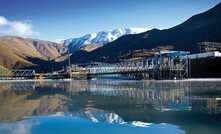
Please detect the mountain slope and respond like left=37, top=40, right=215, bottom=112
left=71, top=3, right=221, bottom=63
left=0, top=64, right=6, bottom=69
left=0, top=36, right=67, bottom=69
left=63, top=28, right=148, bottom=52
left=0, top=41, right=34, bottom=68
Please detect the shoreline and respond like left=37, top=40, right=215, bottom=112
left=1, top=78, right=221, bottom=82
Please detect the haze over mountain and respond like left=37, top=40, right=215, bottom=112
left=69, top=2, right=221, bottom=63
left=62, top=28, right=148, bottom=52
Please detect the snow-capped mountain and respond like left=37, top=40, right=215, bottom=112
left=62, top=28, right=149, bottom=51
left=53, top=39, right=65, bottom=44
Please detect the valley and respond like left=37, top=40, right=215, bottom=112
left=0, top=3, right=221, bottom=73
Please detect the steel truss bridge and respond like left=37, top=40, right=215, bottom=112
left=72, top=51, right=191, bottom=80
left=0, top=69, right=35, bottom=78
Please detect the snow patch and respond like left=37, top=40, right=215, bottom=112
left=62, top=28, right=149, bottom=51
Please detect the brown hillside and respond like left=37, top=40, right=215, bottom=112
left=0, top=65, right=5, bottom=69
left=0, top=42, right=34, bottom=68
left=0, top=36, right=67, bottom=69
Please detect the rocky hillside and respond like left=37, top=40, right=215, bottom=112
left=0, top=36, right=67, bottom=69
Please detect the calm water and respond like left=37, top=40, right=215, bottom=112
left=0, top=80, right=221, bottom=134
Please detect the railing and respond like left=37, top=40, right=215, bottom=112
left=85, top=59, right=187, bottom=75
left=0, top=69, right=35, bottom=77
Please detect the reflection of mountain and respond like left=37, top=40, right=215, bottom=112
left=0, top=111, right=182, bottom=134
left=0, top=90, right=68, bottom=122
left=52, top=110, right=156, bottom=128
left=1, top=81, right=221, bottom=121
left=0, top=81, right=221, bottom=134
left=71, top=110, right=125, bottom=124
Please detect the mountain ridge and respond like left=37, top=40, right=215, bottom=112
left=71, top=2, right=221, bottom=63
left=0, top=36, right=67, bottom=69
left=62, top=28, right=149, bottom=52
left=1, top=3, right=221, bottom=70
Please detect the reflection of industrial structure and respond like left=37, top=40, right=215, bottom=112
left=1, top=80, right=221, bottom=115
left=71, top=81, right=192, bottom=112
left=0, top=82, right=36, bottom=90
left=200, top=99, right=221, bottom=114
left=65, top=80, right=221, bottom=114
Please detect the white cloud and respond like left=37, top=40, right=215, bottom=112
left=0, top=16, right=8, bottom=25
left=0, top=16, right=38, bottom=36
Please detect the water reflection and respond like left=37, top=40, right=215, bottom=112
left=0, top=80, right=221, bottom=134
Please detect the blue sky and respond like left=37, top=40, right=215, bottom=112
left=0, top=0, right=220, bottom=40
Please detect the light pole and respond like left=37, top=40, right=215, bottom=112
left=68, top=50, right=72, bottom=79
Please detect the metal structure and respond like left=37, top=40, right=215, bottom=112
left=0, top=69, right=35, bottom=78
left=73, top=51, right=190, bottom=80
left=198, top=42, right=221, bottom=53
